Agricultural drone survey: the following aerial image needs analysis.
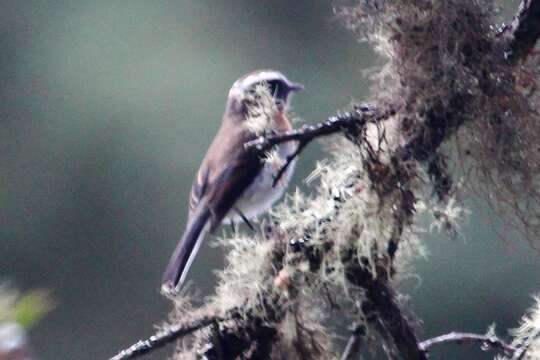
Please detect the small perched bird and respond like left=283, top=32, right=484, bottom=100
left=162, top=70, right=303, bottom=293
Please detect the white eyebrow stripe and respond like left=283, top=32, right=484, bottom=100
left=234, top=71, right=285, bottom=90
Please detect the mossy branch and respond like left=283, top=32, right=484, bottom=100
left=109, top=310, right=237, bottom=360
left=245, top=105, right=394, bottom=153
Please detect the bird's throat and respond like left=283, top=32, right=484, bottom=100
left=273, top=110, right=292, bottom=132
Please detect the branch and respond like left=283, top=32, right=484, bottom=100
left=419, top=331, right=517, bottom=356
left=272, top=139, right=307, bottom=187
left=358, top=271, right=427, bottom=360
left=245, top=106, right=380, bottom=152
left=109, top=311, right=236, bottom=360
left=199, top=317, right=279, bottom=359
left=340, top=323, right=365, bottom=360
left=246, top=105, right=393, bottom=162
left=245, top=105, right=395, bottom=188
left=244, top=0, right=540, bottom=169
left=507, top=0, right=540, bottom=63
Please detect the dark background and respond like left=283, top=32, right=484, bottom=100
left=1, top=1, right=538, bottom=359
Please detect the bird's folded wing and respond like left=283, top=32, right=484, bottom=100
left=162, top=148, right=262, bottom=290
left=188, top=119, right=263, bottom=228
left=189, top=148, right=263, bottom=230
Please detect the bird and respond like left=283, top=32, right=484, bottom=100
left=162, top=70, right=303, bottom=293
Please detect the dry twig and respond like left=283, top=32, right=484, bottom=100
left=419, top=331, right=517, bottom=356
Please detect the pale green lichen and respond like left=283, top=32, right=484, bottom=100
left=210, top=233, right=278, bottom=319
left=425, top=196, right=470, bottom=239
left=338, top=0, right=540, bottom=244
left=264, top=149, right=286, bottom=169
left=497, top=295, right=540, bottom=360
left=0, top=285, right=53, bottom=330
left=242, top=83, right=278, bottom=136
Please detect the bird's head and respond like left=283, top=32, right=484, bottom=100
left=228, top=70, right=303, bottom=115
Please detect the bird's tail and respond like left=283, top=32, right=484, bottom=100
left=161, top=207, right=211, bottom=293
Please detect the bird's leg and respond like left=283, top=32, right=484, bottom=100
left=234, top=208, right=254, bottom=231
left=230, top=221, right=236, bottom=234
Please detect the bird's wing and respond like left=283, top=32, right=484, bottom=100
left=188, top=121, right=262, bottom=228
left=162, top=120, right=262, bottom=291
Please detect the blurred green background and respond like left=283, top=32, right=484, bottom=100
left=1, top=1, right=538, bottom=359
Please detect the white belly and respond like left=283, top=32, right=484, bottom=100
left=224, top=142, right=296, bottom=224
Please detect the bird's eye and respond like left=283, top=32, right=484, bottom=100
left=266, top=80, right=287, bottom=100
left=265, top=80, right=278, bottom=97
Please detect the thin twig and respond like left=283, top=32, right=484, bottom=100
left=109, top=311, right=235, bottom=360
left=246, top=105, right=393, bottom=187
left=419, top=331, right=517, bottom=356
left=340, top=323, right=365, bottom=360
left=366, top=279, right=427, bottom=360
left=272, top=139, right=307, bottom=187
left=245, top=105, right=392, bottom=154
left=506, top=0, right=540, bottom=63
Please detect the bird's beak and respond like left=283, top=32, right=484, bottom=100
left=287, top=82, right=304, bottom=92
